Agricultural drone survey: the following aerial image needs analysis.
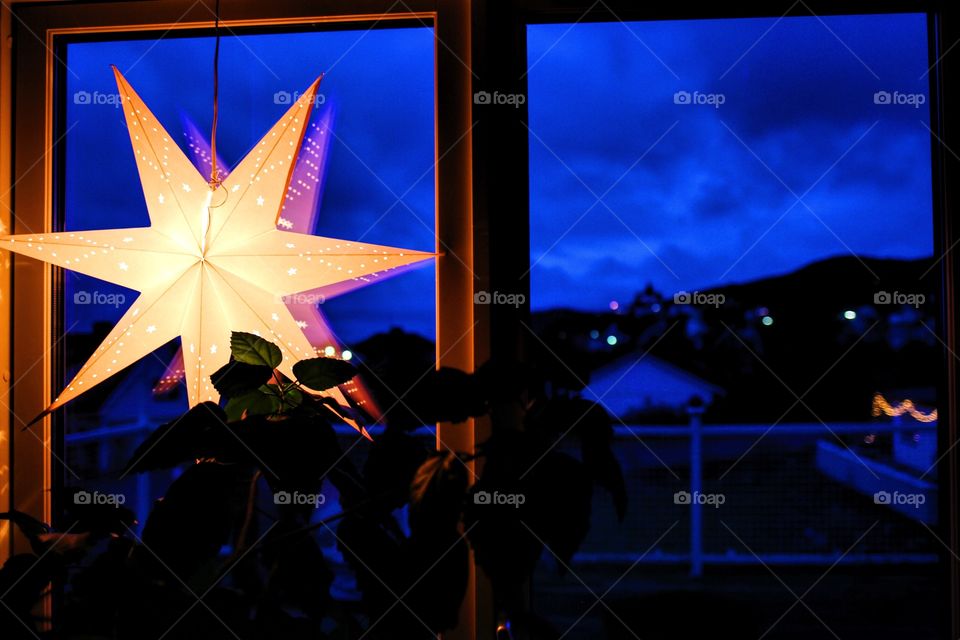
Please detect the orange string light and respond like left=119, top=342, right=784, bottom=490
left=871, top=393, right=937, bottom=423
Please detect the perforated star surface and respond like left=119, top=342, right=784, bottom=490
left=2, top=68, right=433, bottom=425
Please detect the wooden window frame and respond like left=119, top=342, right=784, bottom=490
left=471, top=1, right=960, bottom=638
left=0, top=1, right=482, bottom=638
left=2, top=0, right=959, bottom=638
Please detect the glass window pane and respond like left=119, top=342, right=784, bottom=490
left=528, top=14, right=941, bottom=638
left=61, top=26, right=436, bottom=528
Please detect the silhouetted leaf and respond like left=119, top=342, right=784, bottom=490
left=241, top=411, right=347, bottom=494
left=261, top=523, right=333, bottom=620
left=225, top=386, right=283, bottom=421
left=410, top=452, right=469, bottom=534
left=0, top=508, right=107, bottom=561
left=230, top=331, right=282, bottom=368
left=404, top=528, right=468, bottom=633
left=263, top=383, right=304, bottom=411
left=123, top=402, right=226, bottom=473
left=138, top=462, right=244, bottom=585
left=293, top=357, right=358, bottom=391
left=363, top=429, right=431, bottom=513
left=65, top=537, right=135, bottom=637
left=545, top=397, right=627, bottom=521
left=580, top=424, right=627, bottom=522
left=336, top=515, right=405, bottom=622
left=463, top=432, right=543, bottom=589
left=0, top=510, right=50, bottom=547
left=211, top=360, right=274, bottom=397
left=465, top=434, right=593, bottom=587
left=0, top=553, right=65, bottom=636
left=525, top=451, right=592, bottom=569
left=284, top=385, right=304, bottom=408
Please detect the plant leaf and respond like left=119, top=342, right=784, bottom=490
left=410, top=452, right=469, bottom=534
left=363, top=430, right=431, bottom=513
left=230, top=331, right=282, bottom=368
left=211, top=360, right=274, bottom=397
left=292, top=357, right=358, bottom=391
left=138, top=462, right=244, bottom=585
left=283, top=385, right=304, bottom=408
left=225, top=387, right=282, bottom=421
left=123, top=402, right=227, bottom=474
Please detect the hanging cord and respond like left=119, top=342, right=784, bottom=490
left=209, top=0, right=222, bottom=188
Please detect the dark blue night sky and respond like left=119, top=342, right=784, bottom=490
left=63, top=27, right=436, bottom=345
left=60, top=14, right=934, bottom=343
left=528, top=13, right=933, bottom=311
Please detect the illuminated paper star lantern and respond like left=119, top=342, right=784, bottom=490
left=2, top=67, right=433, bottom=425
left=157, top=106, right=392, bottom=422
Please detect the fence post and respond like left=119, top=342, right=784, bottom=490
left=688, top=399, right=705, bottom=577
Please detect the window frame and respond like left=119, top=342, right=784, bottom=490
left=471, top=1, right=960, bottom=638
left=2, top=0, right=959, bottom=638
left=2, top=1, right=481, bottom=638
